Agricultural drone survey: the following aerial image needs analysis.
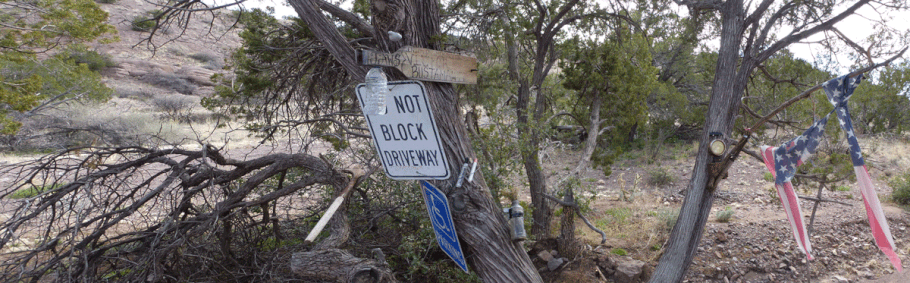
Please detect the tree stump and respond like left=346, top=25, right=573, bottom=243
left=558, top=188, right=580, bottom=259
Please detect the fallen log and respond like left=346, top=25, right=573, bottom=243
left=290, top=248, right=397, bottom=283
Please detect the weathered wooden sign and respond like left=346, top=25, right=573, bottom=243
left=361, top=46, right=478, bottom=84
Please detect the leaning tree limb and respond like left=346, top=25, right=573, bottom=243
left=745, top=47, right=907, bottom=133
left=542, top=193, right=607, bottom=245
left=291, top=169, right=398, bottom=283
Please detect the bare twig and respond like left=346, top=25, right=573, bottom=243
left=798, top=195, right=853, bottom=206
left=746, top=47, right=907, bottom=133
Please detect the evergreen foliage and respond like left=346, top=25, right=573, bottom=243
left=0, top=0, right=116, bottom=134
left=743, top=51, right=834, bottom=134
left=560, top=25, right=659, bottom=173
left=0, top=51, right=112, bottom=134
left=852, top=63, right=910, bottom=134
left=206, top=8, right=352, bottom=141
left=59, top=45, right=116, bottom=72
left=889, top=171, right=910, bottom=205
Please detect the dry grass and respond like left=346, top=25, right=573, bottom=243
left=59, top=103, right=190, bottom=144
left=575, top=193, right=676, bottom=261
left=867, top=135, right=910, bottom=176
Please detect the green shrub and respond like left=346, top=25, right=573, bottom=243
left=95, top=0, right=116, bottom=4
left=117, top=88, right=156, bottom=99
left=767, top=186, right=781, bottom=204
left=658, top=208, right=679, bottom=231
left=604, top=207, right=632, bottom=226
left=763, top=172, right=774, bottom=182
left=888, top=172, right=910, bottom=205
left=139, top=72, right=196, bottom=95
left=189, top=52, right=219, bottom=63
left=60, top=46, right=116, bottom=72
left=130, top=16, right=156, bottom=31
left=647, top=167, right=674, bottom=187
left=131, top=11, right=162, bottom=32
left=7, top=184, right=63, bottom=199
left=610, top=248, right=628, bottom=256
left=187, top=52, right=224, bottom=70
left=715, top=206, right=735, bottom=223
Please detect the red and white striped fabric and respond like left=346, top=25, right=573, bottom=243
left=760, top=145, right=813, bottom=260
left=854, top=165, right=902, bottom=270
left=757, top=74, right=902, bottom=271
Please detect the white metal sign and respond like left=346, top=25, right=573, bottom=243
left=357, top=81, right=450, bottom=180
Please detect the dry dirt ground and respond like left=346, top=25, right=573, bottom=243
left=531, top=136, right=910, bottom=283
left=2, top=0, right=910, bottom=282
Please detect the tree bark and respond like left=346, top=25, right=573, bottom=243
left=558, top=188, right=580, bottom=259
left=650, top=0, right=749, bottom=281
left=290, top=249, right=396, bottom=283
left=508, top=0, right=586, bottom=240
left=291, top=0, right=543, bottom=281
left=523, top=141, right=552, bottom=238
left=288, top=0, right=366, bottom=79
left=575, top=95, right=603, bottom=173
left=426, top=83, right=544, bottom=282
left=509, top=35, right=553, bottom=240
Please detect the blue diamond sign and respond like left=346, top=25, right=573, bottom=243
left=420, top=181, right=468, bottom=272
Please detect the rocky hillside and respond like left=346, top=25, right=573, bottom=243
left=93, top=0, right=240, bottom=99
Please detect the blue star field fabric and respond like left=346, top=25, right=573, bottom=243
left=760, top=74, right=902, bottom=271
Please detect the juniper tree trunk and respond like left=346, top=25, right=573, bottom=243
left=558, top=189, right=579, bottom=259
left=507, top=35, right=553, bottom=240
left=576, top=95, right=603, bottom=172
left=650, top=0, right=752, bottom=281
left=290, top=0, right=543, bottom=281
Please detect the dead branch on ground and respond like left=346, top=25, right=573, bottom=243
left=0, top=144, right=350, bottom=282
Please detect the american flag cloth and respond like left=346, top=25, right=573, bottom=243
left=760, top=74, right=902, bottom=271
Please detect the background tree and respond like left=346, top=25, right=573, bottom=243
left=495, top=0, right=634, bottom=239
left=0, top=0, right=116, bottom=136
left=560, top=24, right=658, bottom=174
left=851, top=62, right=910, bottom=134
